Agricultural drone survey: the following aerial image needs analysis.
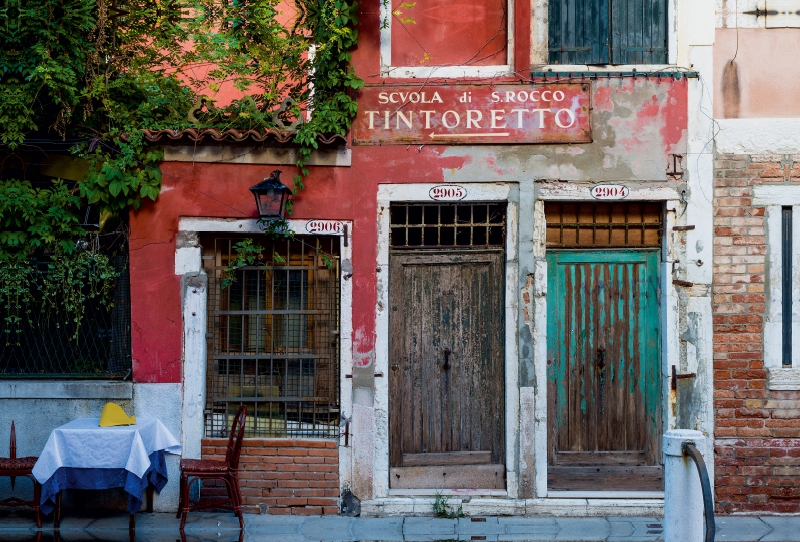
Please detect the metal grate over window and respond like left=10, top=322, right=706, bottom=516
left=204, top=236, right=340, bottom=439
left=390, top=203, right=506, bottom=249
left=545, top=202, right=663, bottom=248
left=0, top=254, right=132, bottom=379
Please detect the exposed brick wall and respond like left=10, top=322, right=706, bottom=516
left=201, top=438, right=339, bottom=515
left=713, top=153, right=800, bottom=514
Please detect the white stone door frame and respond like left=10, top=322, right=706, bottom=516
left=175, top=217, right=354, bottom=493
left=373, top=182, right=520, bottom=499
left=530, top=182, right=687, bottom=503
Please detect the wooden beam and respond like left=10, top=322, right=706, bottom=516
left=547, top=466, right=664, bottom=491
left=390, top=464, right=505, bottom=490
left=403, top=451, right=493, bottom=467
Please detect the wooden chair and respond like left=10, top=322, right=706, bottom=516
left=0, top=421, right=42, bottom=527
left=177, top=405, right=246, bottom=530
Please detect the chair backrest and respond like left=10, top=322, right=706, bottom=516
left=9, top=420, right=16, bottom=459
left=225, top=405, right=247, bottom=470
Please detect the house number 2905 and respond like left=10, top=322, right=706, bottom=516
left=429, top=185, right=467, bottom=201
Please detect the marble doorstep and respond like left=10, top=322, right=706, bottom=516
left=0, top=511, right=800, bottom=541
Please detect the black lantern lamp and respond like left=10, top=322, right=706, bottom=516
left=249, top=170, right=289, bottom=221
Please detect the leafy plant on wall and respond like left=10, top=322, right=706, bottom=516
left=0, top=0, right=363, bottom=336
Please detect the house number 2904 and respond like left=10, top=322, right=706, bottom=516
left=590, top=184, right=630, bottom=200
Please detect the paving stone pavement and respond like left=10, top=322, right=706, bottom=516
left=1, top=511, right=800, bottom=541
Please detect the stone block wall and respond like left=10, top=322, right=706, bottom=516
left=713, top=153, right=800, bottom=514
left=201, top=438, right=339, bottom=515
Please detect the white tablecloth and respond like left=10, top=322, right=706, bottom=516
left=32, top=417, right=182, bottom=484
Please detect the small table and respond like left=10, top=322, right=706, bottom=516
left=32, top=417, right=181, bottom=529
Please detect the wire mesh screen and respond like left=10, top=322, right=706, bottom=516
left=204, top=236, right=341, bottom=439
left=0, top=254, right=132, bottom=378
left=390, top=203, right=506, bottom=248
left=545, top=202, right=663, bottom=248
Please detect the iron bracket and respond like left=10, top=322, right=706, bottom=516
left=667, top=154, right=684, bottom=179
left=671, top=364, right=697, bottom=391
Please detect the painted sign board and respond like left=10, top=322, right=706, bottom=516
left=353, top=83, right=592, bottom=145
left=590, top=185, right=630, bottom=200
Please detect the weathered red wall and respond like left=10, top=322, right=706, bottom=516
left=129, top=75, right=688, bottom=383
left=128, top=147, right=473, bottom=382
left=390, top=0, right=508, bottom=67
left=129, top=0, right=687, bottom=383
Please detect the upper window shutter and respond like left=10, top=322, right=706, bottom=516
left=548, top=0, right=610, bottom=65
left=610, top=0, right=667, bottom=64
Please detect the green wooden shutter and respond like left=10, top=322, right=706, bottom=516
left=549, top=0, right=667, bottom=65
left=610, top=0, right=667, bottom=64
left=548, top=0, right=610, bottom=65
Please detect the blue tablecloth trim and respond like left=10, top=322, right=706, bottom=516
left=40, top=450, right=168, bottom=515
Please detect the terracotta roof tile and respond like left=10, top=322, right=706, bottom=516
left=141, top=128, right=346, bottom=145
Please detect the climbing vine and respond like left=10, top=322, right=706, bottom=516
left=0, top=0, right=363, bottom=335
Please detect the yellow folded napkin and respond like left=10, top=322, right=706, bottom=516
left=99, top=402, right=136, bottom=427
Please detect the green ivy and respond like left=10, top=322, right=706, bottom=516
left=1, top=0, right=362, bottom=228
left=0, top=0, right=362, bottom=334
left=40, top=252, right=119, bottom=339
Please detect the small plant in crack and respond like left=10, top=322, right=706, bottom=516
left=432, top=491, right=465, bottom=519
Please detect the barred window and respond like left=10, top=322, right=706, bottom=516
left=204, top=236, right=341, bottom=438
left=390, top=203, right=507, bottom=249
left=545, top=201, right=663, bottom=248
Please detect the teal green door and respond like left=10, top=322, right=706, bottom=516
left=546, top=250, right=662, bottom=491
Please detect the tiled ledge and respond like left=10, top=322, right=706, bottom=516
left=0, top=380, right=132, bottom=399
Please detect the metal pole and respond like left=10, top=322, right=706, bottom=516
left=664, top=429, right=709, bottom=542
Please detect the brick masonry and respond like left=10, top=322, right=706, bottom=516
left=201, top=438, right=339, bottom=515
left=713, top=153, right=800, bottom=513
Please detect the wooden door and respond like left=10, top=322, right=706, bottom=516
left=546, top=250, right=662, bottom=491
left=389, top=251, right=505, bottom=489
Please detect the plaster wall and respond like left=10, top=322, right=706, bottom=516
left=0, top=383, right=180, bottom=512
left=129, top=78, right=689, bottom=386
left=124, top=76, right=692, bottom=514
left=714, top=28, right=800, bottom=119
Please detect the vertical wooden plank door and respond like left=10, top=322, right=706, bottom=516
left=546, top=250, right=662, bottom=491
left=389, top=251, right=505, bottom=489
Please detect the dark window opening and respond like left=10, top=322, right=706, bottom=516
left=204, top=236, right=340, bottom=438
left=390, top=203, right=507, bottom=249
left=545, top=201, right=663, bottom=247
left=548, top=0, right=668, bottom=65
left=0, top=251, right=132, bottom=379
left=783, top=207, right=793, bottom=367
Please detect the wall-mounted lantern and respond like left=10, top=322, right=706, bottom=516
left=249, top=170, right=289, bottom=221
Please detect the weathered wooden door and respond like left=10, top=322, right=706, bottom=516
left=546, top=250, right=662, bottom=491
left=389, top=251, right=505, bottom=489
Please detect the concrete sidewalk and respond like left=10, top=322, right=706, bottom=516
left=1, top=511, right=800, bottom=541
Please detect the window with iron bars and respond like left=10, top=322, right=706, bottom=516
left=390, top=203, right=507, bottom=249
left=203, top=236, right=341, bottom=439
left=0, top=253, right=132, bottom=379
left=545, top=201, right=663, bottom=248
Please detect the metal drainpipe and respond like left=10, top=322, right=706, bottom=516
left=663, top=429, right=715, bottom=542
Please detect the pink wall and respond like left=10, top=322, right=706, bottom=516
left=714, top=28, right=800, bottom=118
